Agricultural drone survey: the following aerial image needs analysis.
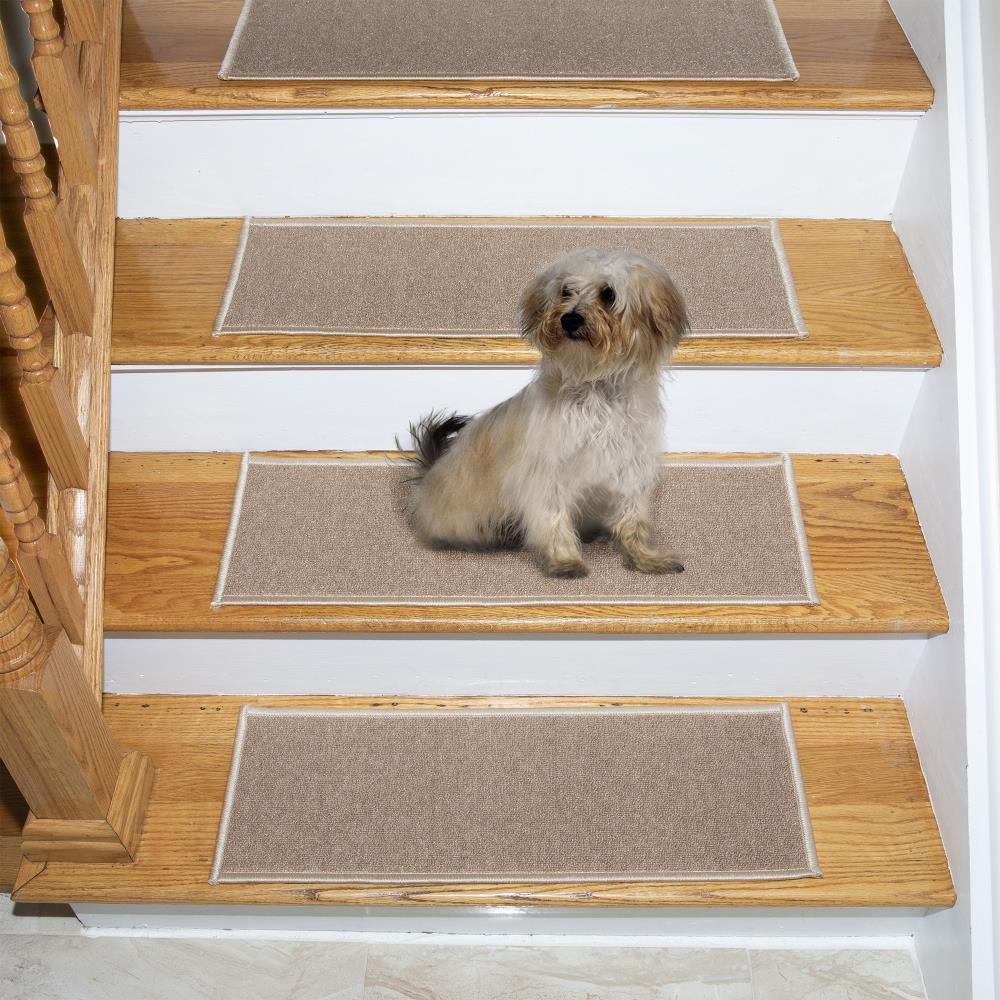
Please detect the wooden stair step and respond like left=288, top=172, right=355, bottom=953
left=113, top=218, right=941, bottom=369
left=104, top=452, right=947, bottom=636
left=12, top=694, right=955, bottom=909
left=121, top=0, right=932, bottom=111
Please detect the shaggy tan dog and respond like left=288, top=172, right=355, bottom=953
left=406, top=248, right=689, bottom=578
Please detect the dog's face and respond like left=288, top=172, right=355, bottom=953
left=520, top=248, right=689, bottom=379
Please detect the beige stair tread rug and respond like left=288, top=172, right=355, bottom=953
left=212, top=454, right=818, bottom=607
left=210, top=704, right=821, bottom=884
left=214, top=220, right=807, bottom=340
left=219, top=0, right=799, bottom=82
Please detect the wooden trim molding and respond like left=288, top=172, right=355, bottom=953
left=119, top=0, right=933, bottom=112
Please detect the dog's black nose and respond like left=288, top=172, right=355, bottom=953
left=560, top=311, right=585, bottom=335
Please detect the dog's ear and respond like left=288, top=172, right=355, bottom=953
left=519, top=271, right=549, bottom=340
left=629, top=260, right=690, bottom=351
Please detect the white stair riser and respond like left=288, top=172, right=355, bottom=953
left=109, top=367, right=924, bottom=455
left=118, top=110, right=920, bottom=219
left=74, top=902, right=931, bottom=937
left=104, top=635, right=927, bottom=698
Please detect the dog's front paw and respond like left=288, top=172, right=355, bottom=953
left=543, top=557, right=590, bottom=579
left=625, top=549, right=685, bottom=575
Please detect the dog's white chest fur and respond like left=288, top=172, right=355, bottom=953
left=518, top=375, right=663, bottom=499
left=406, top=244, right=686, bottom=577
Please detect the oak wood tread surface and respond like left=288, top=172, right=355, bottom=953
left=112, top=219, right=941, bottom=369
left=120, top=0, right=932, bottom=111
left=13, top=695, right=955, bottom=909
left=104, top=452, right=947, bottom=636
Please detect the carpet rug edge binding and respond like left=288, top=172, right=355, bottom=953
left=212, top=219, right=808, bottom=340
left=209, top=703, right=821, bottom=885
left=218, top=0, right=800, bottom=82
left=210, top=453, right=819, bottom=608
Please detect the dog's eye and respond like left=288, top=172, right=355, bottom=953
left=561, top=284, right=572, bottom=299
left=599, top=286, right=616, bottom=307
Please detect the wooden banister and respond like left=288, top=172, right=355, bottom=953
left=20, top=2, right=99, bottom=189
left=0, top=548, right=152, bottom=862
left=0, top=426, right=85, bottom=643
left=0, top=223, right=90, bottom=488
left=0, top=0, right=128, bottom=882
left=0, top=16, right=93, bottom=337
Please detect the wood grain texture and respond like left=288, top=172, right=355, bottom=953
left=104, top=452, right=947, bottom=635
left=0, top=763, right=27, bottom=891
left=112, top=218, right=941, bottom=369
left=21, top=1, right=99, bottom=189
left=0, top=630, right=122, bottom=824
left=0, top=22, right=93, bottom=337
left=63, top=0, right=123, bottom=696
left=21, top=748, right=153, bottom=863
left=0, top=197, right=90, bottom=486
left=119, top=0, right=932, bottom=111
left=0, top=425, right=85, bottom=643
left=13, top=694, right=955, bottom=908
left=62, top=0, right=103, bottom=43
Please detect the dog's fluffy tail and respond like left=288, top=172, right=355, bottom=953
left=404, top=411, right=470, bottom=477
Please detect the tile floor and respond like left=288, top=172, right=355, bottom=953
left=0, top=895, right=927, bottom=1000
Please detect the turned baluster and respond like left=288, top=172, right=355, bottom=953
left=0, top=426, right=84, bottom=643
left=0, top=223, right=89, bottom=488
left=0, top=549, right=153, bottom=862
left=0, top=555, right=45, bottom=674
left=20, top=1, right=98, bottom=189
left=0, top=18, right=93, bottom=337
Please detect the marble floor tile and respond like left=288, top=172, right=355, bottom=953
left=749, top=949, right=926, bottom=1000
left=363, top=944, right=754, bottom=1000
left=0, top=893, right=81, bottom=937
left=0, top=935, right=368, bottom=1000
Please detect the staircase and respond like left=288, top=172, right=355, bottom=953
left=0, top=0, right=971, bottom=991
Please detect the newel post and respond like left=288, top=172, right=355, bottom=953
left=0, top=555, right=153, bottom=864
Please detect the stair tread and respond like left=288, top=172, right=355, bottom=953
left=113, top=219, right=941, bottom=369
left=13, top=695, right=955, bottom=908
left=121, top=0, right=932, bottom=111
left=104, top=452, right=947, bottom=635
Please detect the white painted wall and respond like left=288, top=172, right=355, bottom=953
left=890, top=0, right=996, bottom=995
left=984, top=3, right=1000, bottom=986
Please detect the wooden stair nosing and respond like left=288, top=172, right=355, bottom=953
left=112, top=218, right=942, bottom=369
left=12, top=695, right=956, bottom=909
left=120, top=0, right=933, bottom=111
left=103, top=451, right=949, bottom=636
